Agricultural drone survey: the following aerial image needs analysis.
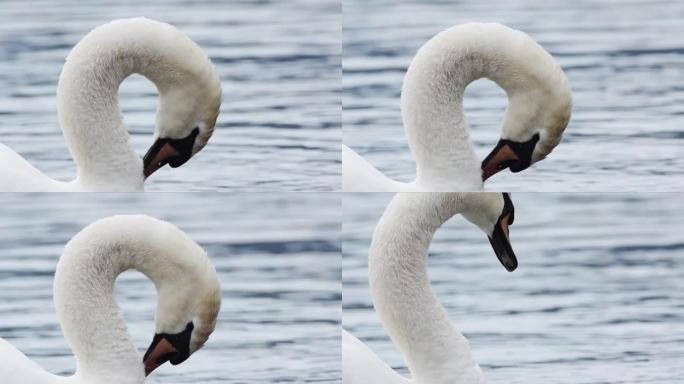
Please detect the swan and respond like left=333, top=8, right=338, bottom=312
left=343, top=192, right=517, bottom=384
left=0, top=215, right=221, bottom=383
left=0, top=18, right=222, bottom=191
left=343, top=23, right=572, bottom=192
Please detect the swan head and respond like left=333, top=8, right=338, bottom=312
left=481, top=58, right=573, bottom=181
left=142, top=44, right=222, bottom=179
left=462, top=192, right=517, bottom=271
left=143, top=248, right=221, bottom=375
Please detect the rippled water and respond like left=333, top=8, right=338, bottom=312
left=343, top=193, right=684, bottom=383
left=0, top=193, right=341, bottom=383
left=0, top=0, right=341, bottom=191
left=343, top=0, right=684, bottom=192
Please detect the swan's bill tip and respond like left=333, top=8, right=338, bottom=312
left=488, top=210, right=517, bottom=272
left=143, top=337, right=177, bottom=375
left=503, top=258, right=518, bottom=272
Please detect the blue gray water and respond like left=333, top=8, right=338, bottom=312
left=343, top=193, right=684, bottom=383
left=0, top=0, right=341, bottom=191
left=343, top=0, right=684, bottom=192
left=0, top=193, right=341, bottom=383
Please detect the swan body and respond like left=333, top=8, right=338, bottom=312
left=342, top=145, right=411, bottom=192
left=343, top=193, right=518, bottom=384
left=0, top=215, right=221, bottom=384
left=0, top=339, right=68, bottom=384
left=0, top=18, right=221, bottom=192
left=342, top=329, right=410, bottom=384
left=343, top=23, right=572, bottom=192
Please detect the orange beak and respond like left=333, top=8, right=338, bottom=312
left=143, top=337, right=177, bottom=376
left=143, top=143, right=181, bottom=178
left=481, top=133, right=541, bottom=180
left=481, top=144, right=520, bottom=181
left=142, top=127, right=200, bottom=179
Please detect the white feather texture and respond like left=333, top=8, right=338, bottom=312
left=0, top=215, right=221, bottom=384
left=343, top=23, right=571, bottom=192
left=0, top=18, right=221, bottom=191
left=343, top=193, right=506, bottom=384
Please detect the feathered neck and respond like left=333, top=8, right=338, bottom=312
left=368, top=193, right=487, bottom=384
left=53, top=215, right=206, bottom=383
left=401, top=23, right=569, bottom=190
left=56, top=18, right=219, bottom=191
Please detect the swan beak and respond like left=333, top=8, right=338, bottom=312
left=481, top=143, right=519, bottom=180
left=143, top=322, right=194, bottom=375
left=481, top=134, right=540, bottom=180
left=143, top=141, right=180, bottom=178
left=143, top=337, right=177, bottom=375
left=143, top=127, right=200, bottom=179
left=487, top=211, right=517, bottom=272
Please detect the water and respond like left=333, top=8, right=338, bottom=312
left=0, top=0, right=341, bottom=191
left=0, top=193, right=341, bottom=383
left=343, top=193, right=684, bottom=383
left=343, top=0, right=684, bottom=192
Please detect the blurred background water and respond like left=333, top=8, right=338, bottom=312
left=343, top=193, right=684, bottom=383
left=343, top=0, right=684, bottom=192
left=0, top=0, right=341, bottom=191
left=0, top=193, right=341, bottom=383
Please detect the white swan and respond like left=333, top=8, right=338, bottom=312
left=343, top=192, right=517, bottom=384
left=0, top=18, right=222, bottom=191
left=0, top=215, right=221, bottom=383
left=343, top=23, right=572, bottom=192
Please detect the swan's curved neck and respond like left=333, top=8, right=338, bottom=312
left=401, top=23, right=562, bottom=190
left=57, top=41, right=144, bottom=190
left=53, top=216, right=203, bottom=383
left=401, top=61, right=482, bottom=190
left=369, top=194, right=485, bottom=384
left=56, top=19, right=208, bottom=190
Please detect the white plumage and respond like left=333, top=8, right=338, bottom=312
left=343, top=193, right=509, bottom=384
left=0, top=215, right=221, bottom=383
left=0, top=18, right=221, bottom=191
left=343, top=23, right=571, bottom=192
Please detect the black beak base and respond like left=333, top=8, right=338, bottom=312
left=481, top=133, right=540, bottom=174
left=143, top=322, right=194, bottom=370
left=143, top=127, right=200, bottom=174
